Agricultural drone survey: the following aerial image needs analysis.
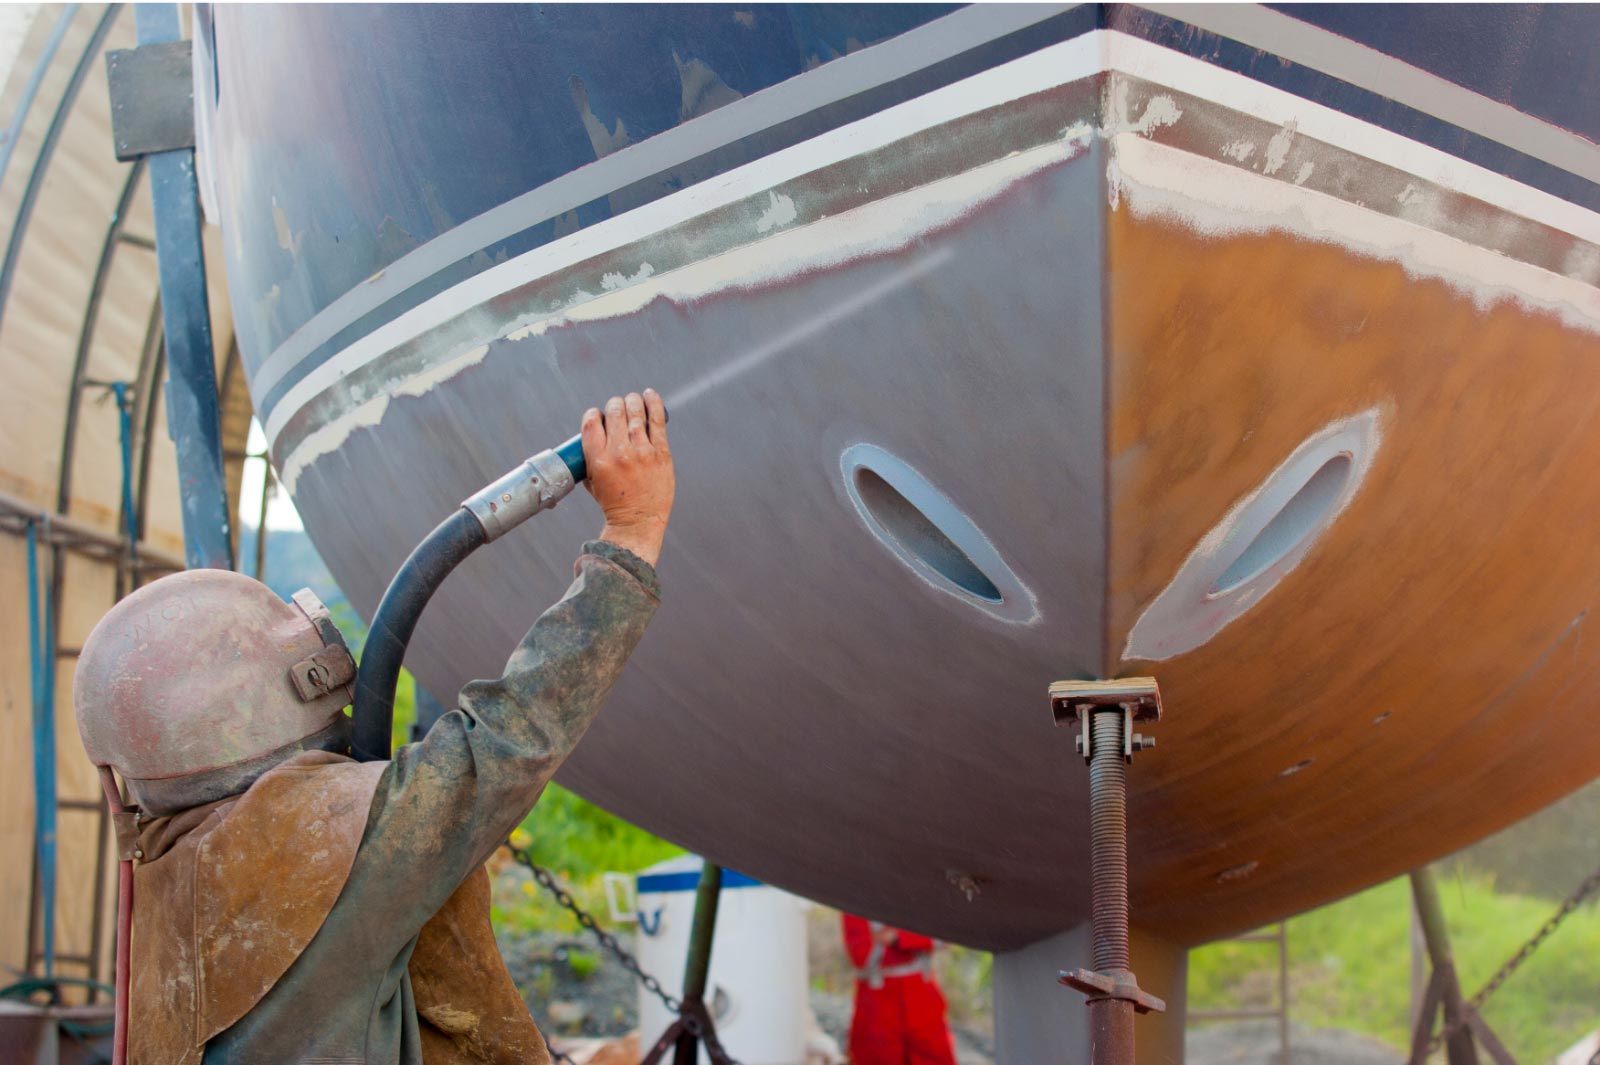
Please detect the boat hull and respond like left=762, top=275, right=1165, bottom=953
left=204, top=4, right=1600, bottom=950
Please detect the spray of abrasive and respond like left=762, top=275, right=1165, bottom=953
left=663, top=247, right=953, bottom=413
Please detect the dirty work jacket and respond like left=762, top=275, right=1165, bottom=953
left=127, top=541, right=660, bottom=1064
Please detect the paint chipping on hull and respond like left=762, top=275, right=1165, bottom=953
left=755, top=190, right=798, bottom=233
left=280, top=343, right=492, bottom=490
left=600, top=264, right=655, bottom=291
left=1222, top=140, right=1256, bottom=163
left=278, top=136, right=1088, bottom=488
left=1262, top=122, right=1295, bottom=176
left=1110, top=134, right=1600, bottom=333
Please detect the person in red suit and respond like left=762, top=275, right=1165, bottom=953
left=841, top=913, right=959, bottom=1065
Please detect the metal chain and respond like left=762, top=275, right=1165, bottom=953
left=1425, top=861, right=1600, bottom=1056
left=545, top=1040, right=580, bottom=1065
left=505, top=838, right=683, bottom=1015
left=504, top=839, right=744, bottom=1065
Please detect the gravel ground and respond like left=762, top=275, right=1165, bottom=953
left=1188, top=1021, right=1403, bottom=1065
left=496, top=926, right=1401, bottom=1065
left=497, top=926, right=641, bottom=1039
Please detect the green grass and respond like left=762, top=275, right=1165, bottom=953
left=512, top=784, right=684, bottom=881
left=566, top=947, right=600, bottom=981
left=1190, top=874, right=1600, bottom=1062
left=491, top=785, right=685, bottom=938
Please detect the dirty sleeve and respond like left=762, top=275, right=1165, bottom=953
left=340, top=539, right=660, bottom=953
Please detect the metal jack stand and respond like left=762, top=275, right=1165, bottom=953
left=1408, top=866, right=1515, bottom=1065
left=640, top=862, right=738, bottom=1065
left=1051, top=678, right=1167, bottom=1065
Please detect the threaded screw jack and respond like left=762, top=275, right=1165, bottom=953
left=1050, top=678, right=1168, bottom=1065
left=1089, top=710, right=1131, bottom=973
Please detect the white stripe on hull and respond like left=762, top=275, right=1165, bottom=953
left=268, top=30, right=1600, bottom=494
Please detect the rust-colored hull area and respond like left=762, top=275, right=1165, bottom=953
left=1109, top=212, right=1600, bottom=942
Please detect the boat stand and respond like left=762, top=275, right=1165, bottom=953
left=1407, top=866, right=1515, bottom=1065
left=640, top=862, right=737, bottom=1065
left=1051, top=678, right=1167, bottom=1065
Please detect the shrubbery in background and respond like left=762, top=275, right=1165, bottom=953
left=1190, top=873, right=1600, bottom=1062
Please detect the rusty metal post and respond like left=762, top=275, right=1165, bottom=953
left=1087, top=710, right=1135, bottom=1058
left=674, top=862, right=723, bottom=1065
left=1052, top=679, right=1166, bottom=1065
left=638, top=860, right=736, bottom=1065
left=1409, top=867, right=1481, bottom=1065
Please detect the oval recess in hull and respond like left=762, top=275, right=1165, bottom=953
left=205, top=4, right=1600, bottom=949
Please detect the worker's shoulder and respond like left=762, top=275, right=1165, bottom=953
left=268, top=749, right=362, bottom=774
left=240, top=750, right=387, bottom=814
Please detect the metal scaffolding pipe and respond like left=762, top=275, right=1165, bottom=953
left=0, top=488, right=184, bottom=573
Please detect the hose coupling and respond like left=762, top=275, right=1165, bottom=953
left=461, top=448, right=578, bottom=542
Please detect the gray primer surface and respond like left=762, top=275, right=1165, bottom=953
left=292, top=153, right=1109, bottom=951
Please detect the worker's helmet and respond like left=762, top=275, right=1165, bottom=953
left=74, top=569, right=358, bottom=814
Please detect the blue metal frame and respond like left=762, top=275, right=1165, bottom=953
left=2, top=3, right=124, bottom=987
left=111, top=381, right=139, bottom=572
left=26, top=520, right=57, bottom=979
left=134, top=3, right=233, bottom=570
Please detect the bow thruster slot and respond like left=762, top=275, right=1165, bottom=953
left=1210, top=453, right=1354, bottom=598
left=1124, top=406, right=1385, bottom=662
left=840, top=443, right=1035, bottom=623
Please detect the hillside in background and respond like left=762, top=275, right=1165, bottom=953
left=237, top=523, right=348, bottom=613
left=1446, top=776, right=1600, bottom=901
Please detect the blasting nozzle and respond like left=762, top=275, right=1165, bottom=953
left=555, top=433, right=588, bottom=484
left=462, top=400, right=669, bottom=541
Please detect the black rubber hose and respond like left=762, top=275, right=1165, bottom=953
left=350, top=507, right=488, bottom=762
left=345, top=411, right=655, bottom=762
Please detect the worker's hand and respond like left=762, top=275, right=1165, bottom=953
left=875, top=926, right=898, bottom=946
left=582, top=389, right=674, bottom=567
